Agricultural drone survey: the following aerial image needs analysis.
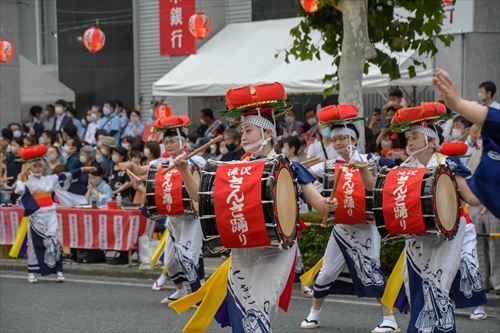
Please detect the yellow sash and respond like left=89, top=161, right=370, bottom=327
left=300, top=256, right=324, bottom=287
left=381, top=247, right=406, bottom=309
left=150, top=230, right=168, bottom=266
left=169, top=257, right=231, bottom=333
left=8, top=216, right=29, bottom=258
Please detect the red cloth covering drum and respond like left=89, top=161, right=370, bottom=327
left=323, top=161, right=374, bottom=224
left=373, top=166, right=460, bottom=240
left=199, top=156, right=299, bottom=253
left=145, top=164, right=198, bottom=219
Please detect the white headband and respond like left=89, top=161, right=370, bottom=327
left=241, top=115, right=277, bottom=138
left=330, top=127, right=357, bottom=139
left=410, top=125, right=440, bottom=146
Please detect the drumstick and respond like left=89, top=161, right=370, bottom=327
left=126, top=169, right=142, bottom=182
left=349, top=163, right=367, bottom=169
left=161, top=135, right=223, bottom=175
left=301, top=156, right=321, bottom=167
left=477, top=233, right=500, bottom=238
left=304, top=222, right=333, bottom=228
left=321, top=167, right=343, bottom=227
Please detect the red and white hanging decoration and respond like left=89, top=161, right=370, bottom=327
left=301, top=0, right=320, bottom=14
left=188, top=13, right=211, bottom=39
left=83, top=25, right=105, bottom=53
left=0, top=39, right=14, bottom=63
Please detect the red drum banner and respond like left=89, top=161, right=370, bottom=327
left=334, top=163, right=366, bottom=224
left=382, top=168, right=427, bottom=234
left=214, top=161, right=269, bottom=248
left=155, top=168, right=184, bottom=215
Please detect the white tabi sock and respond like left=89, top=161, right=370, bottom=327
left=306, top=307, right=322, bottom=321
left=156, top=273, right=167, bottom=285
left=380, top=315, right=397, bottom=329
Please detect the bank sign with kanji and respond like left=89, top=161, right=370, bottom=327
left=159, top=0, right=196, bottom=55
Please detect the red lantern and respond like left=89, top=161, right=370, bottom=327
left=83, top=26, right=105, bottom=53
left=301, top=0, right=320, bottom=14
left=188, top=13, right=211, bottom=39
left=0, top=39, right=14, bottom=63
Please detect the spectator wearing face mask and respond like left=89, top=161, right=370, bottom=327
left=121, top=110, right=144, bottom=138
left=98, top=101, right=121, bottom=143
left=42, top=104, right=56, bottom=131
left=109, top=146, right=131, bottom=200
left=82, top=106, right=101, bottom=145
left=5, top=137, right=23, bottom=187
left=282, top=136, right=304, bottom=162
left=220, top=128, right=245, bottom=161
left=98, top=136, right=117, bottom=179
left=300, top=106, right=319, bottom=147
left=282, top=110, right=304, bottom=138
left=44, top=146, right=62, bottom=174
left=28, top=105, right=44, bottom=139
left=144, top=141, right=161, bottom=165
left=121, top=136, right=142, bottom=159
left=38, top=130, right=56, bottom=148
left=197, top=108, right=225, bottom=140
left=478, top=81, right=499, bottom=109
left=53, top=99, right=72, bottom=132
left=85, top=165, right=113, bottom=208
left=66, top=107, right=85, bottom=138
left=63, top=138, right=82, bottom=171
left=115, top=100, right=129, bottom=130
left=8, top=123, right=23, bottom=140
left=306, top=125, right=335, bottom=161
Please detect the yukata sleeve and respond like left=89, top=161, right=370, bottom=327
left=291, top=161, right=316, bottom=185
left=14, top=180, right=26, bottom=196
left=56, top=169, right=82, bottom=190
left=445, top=157, right=472, bottom=178
left=481, top=106, right=500, bottom=146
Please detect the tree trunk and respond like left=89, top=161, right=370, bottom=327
left=338, top=0, right=376, bottom=152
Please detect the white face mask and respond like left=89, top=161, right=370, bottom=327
left=120, top=116, right=128, bottom=127
left=95, top=154, right=104, bottom=163
left=307, top=118, right=317, bottom=126
left=381, top=139, right=392, bottom=149
left=281, top=147, right=289, bottom=156
left=46, top=153, right=58, bottom=161
left=478, top=92, right=486, bottom=102
left=30, top=171, right=43, bottom=177
left=43, top=110, right=50, bottom=117
left=55, top=106, right=64, bottom=115
left=87, top=114, right=97, bottom=123
left=210, top=144, right=217, bottom=154
left=102, top=107, right=112, bottom=116
left=38, top=137, right=47, bottom=145
left=451, top=128, right=464, bottom=141
left=199, top=118, right=206, bottom=125
left=143, top=148, right=151, bottom=158
left=79, top=155, right=87, bottom=164
left=112, top=154, right=121, bottom=163
left=285, top=116, right=295, bottom=124
left=122, top=143, right=130, bottom=150
left=13, top=130, right=22, bottom=138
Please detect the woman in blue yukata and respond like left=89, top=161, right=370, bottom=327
left=172, top=82, right=338, bottom=333
left=352, top=102, right=482, bottom=333
left=13, top=144, right=95, bottom=283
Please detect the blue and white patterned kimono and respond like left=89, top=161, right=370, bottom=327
left=215, top=150, right=315, bottom=333
left=308, top=152, right=394, bottom=299
left=151, top=155, right=206, bottom=292
left=450, top=222, right=487, bottom=308
left=401, top=153, right=468, bottom=333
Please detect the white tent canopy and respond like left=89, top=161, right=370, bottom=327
left=153, top=18, right=433, bottom=97
left=20, top=55, right=75, bottom=105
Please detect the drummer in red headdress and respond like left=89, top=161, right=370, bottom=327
left=13, top=145, right=95, bottom=283
left=351, top=102, right=482, bottom=333
left=171, top=82, right=337, bottom=333
left=299, top=105, right=400, bottom=332
left=118, top=106, right=206, bottom=304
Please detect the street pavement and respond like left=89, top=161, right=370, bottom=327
left=1, top=272, right=499, bottom=333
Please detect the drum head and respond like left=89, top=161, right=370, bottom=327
left=276, top=168, right=297, bottom=238
left=435, top=173, right=458, bottom=232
